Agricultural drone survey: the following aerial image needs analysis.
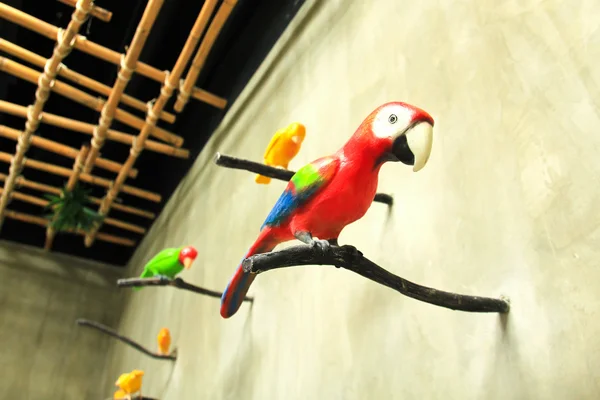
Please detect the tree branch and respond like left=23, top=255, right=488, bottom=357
left=76, top=319, right=177, bottom=361
left=116, top=276, right=254, bottom=303
left=214, top=153, right=394, bottom=206
left=242, top=244, right=510, bottom=313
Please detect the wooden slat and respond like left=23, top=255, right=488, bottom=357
left=0, top=39, right=176, bottom=124
left=4, top=209, right=136, bottom=246
left=0, top=151, right=161, bottom=202
left=57, top=0, right=112, bottom=22
left=0, top=0, right=94, bottom=231
left=0, top=100, right=189, bottom=159
left=0, top=2, right=228, bottom=109
left=0, top=172, right=156, bottom=219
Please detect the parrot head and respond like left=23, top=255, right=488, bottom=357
left=179, top=246, right=198, bottom=269
left=286, top=122, right=306, bottom=145
left=348, top=101, right=434, bottom=172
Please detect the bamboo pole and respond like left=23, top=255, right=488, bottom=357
left=0, top=173, right=156, bottom=219
left=44, top=145, right=88, bottom=250
left=174, top=0, right=237, bottom=113
left=57, top=0, right=112, bottom=23
left=0, top=2, right=228, bottom=109
left=84, top=0, right=222, bottom=247
left=0, top=125, right=138, bottom=178
left=0, top=101, right=189, bottom=159
left=4, top=209, right=136, bottom=246
left=0, top=151, right=161, bottom=202
left=0, top=0, right=94, bottom=232
left=0, top=39, right=176, bottom=124
left=83, top=0, right=165, bottom=174
left=0, top=57, right=183, bottom=147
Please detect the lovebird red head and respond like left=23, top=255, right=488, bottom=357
left=344, top=101, right=435, bottom=171
left=178, top=246, right=198, bottom=270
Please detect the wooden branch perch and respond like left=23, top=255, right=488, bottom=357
left=0, top=2, right=228, bottom=109
left=57, top=0, right=112, bottom=22
left=0, top=100, right=189, bottom=159
left=4, top=209, right=135, bottom=246
left=0, top=125, right=138, bottom=178
left=76, top=319, right=176, bottom=360
left=0, top=172, right=156, bottom=219
left=83, top=0, right=168, bottom=174
left=45, top=145, right=88, bottom=250
left=83, top=0, right=226, bottom=247
left=174, top=0, right=236, bottom=113
left=213, top=153, right=394, bottom=206
left=117, top=276, right=254, bottom=303
left=0, top=0, right=93, bottom=231
left=0, top=39, right=176, bottom=124
left=243, top=244, right=510, bottom=313
left=0, top=151, right=161, bottom=202
left=0, top=57, right=183, bottom=147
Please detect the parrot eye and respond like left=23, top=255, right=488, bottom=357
left=388, top=114, right=398, bottom=124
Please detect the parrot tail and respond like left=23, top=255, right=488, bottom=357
left=255, top=174, right=271, bottom=184
left=220, top=229, right=277, bottom=318
left=133, top=268, right=153, bottom=291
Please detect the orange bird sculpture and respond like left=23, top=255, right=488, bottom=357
left=157, top=327, right=171, bottom=355
left=114, top=369, right=144, bottom=400
left=255, top=122, right=306, bottom=184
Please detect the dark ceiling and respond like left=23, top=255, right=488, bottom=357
left=0, top=0, right=305, bottom=266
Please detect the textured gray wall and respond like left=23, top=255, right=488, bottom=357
left=104, top=0, right=600, bottom=398
left=0, top=240, right=123, bottom=399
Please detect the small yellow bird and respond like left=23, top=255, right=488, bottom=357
left=115, top=369, right=144, bottom=400
left=157, top=327, right=171, bottom=355
left=255, top=122, right=306, bottom=184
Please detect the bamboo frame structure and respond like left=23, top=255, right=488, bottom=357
left=0, top=0, right=94, bottom=232
left=0, top=57, right=183, bottom=147
left=0, top=173, right=156, bottom=219
left=174, top=0, right=237, bottom=113
left=57, top=0, right=112, bottom=23
left=0, top=2, right=228, bottom=109
left=4, top=209, right=135, bottom=246
left=0, top=125, right=138, bottom=178
left=83, top=0, right=223, bottom=246
left=0, top=101, right=189, bottom=159
left=83, top=0, right=164, bottom=174
left=0, top=39, right=176, bottom=124
left=0, top=151, right=161, bottom=202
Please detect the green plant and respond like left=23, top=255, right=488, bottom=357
left=44, top=183, right=104, bottom=233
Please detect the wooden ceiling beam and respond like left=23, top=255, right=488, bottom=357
left=0, top=39, right=176, bottom=124
left=0, top=0, right=94, bottom=232
left=0, top=125, right=138, bottom=178
left=0, top=151, right=161, bottom=202
left=84, top=0, right=226, bottom=246
left=57, top=0, right=112, bottom=23
left=0, top=101, right=189, bottom=159
left=0, top=2, right=228, bottom=109
left=4, top=209, right=136, bottom=246
left=0, top=172, right=156, bottom=219
left=83, top=0, right=165, bottom=174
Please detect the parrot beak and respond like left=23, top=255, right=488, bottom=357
left=391, top=120, right=433, bottom=172
left=183, top=257, right=193, bottom=269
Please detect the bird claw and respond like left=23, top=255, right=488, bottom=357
left=311, top=238, right=331, bottom=254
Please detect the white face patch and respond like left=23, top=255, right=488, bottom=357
left=371, top=104, right=415, bottom=139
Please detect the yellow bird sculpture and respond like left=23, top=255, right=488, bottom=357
left=157, top=327, right=171, bottom=355
left=255, top=122, right=306, bottom=184
left=114, top=369, right=144, bottom=400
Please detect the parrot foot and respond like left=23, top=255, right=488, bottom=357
left=294, top=231, right=331, bottom=255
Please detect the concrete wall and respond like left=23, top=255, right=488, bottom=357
left=0, top=240, right=123, bottom=399
left=104, top=0, right=600, bottom=398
